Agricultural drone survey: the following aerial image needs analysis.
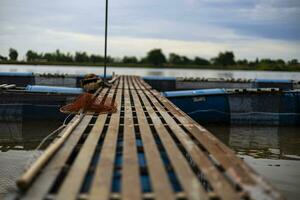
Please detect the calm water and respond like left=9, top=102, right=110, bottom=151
left=0, top=65, right=300, bottom=199
left=0, top=120, right=299, bottom=199
left=205, top=125, right=300, bottom=200
left=1, top=64, right=300, bottom=80
left=0, top=119, right=62, bottom=199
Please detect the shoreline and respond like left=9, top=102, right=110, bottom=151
left=1, top=61, right=300, bottom=72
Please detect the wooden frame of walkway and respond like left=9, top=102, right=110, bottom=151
left=17, top=76, right=284, bottom=200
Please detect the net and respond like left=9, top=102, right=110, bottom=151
left=60, top=93, right=117, bottom=114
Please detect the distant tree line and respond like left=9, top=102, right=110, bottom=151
left=0, top=48, right=299, bottom=69
left=0, top=48, right=19, bottom=61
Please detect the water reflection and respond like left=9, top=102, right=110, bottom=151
left=0, top=119, right=62, bottom=151
left=0, top=119, right=63, bottom=198
left=216, top=72, right=234, bottom=79
left=2, top=64, right=300, bottom=80
left=0, top=119, right=299, bottom=199
left=147, top=70, right=164, bottom=76
left=205, top=124, right=300, bottom=159
left=204, top=124, right=300, bottom=200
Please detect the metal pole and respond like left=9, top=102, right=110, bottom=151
left=103, top=0, right=108, bottom=81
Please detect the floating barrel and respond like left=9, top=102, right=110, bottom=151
left=253, top=79, right=293, bottom=90
left=0, top=72, right=33, bottom=76
left=0, top=72, right=35, bottom=87
left=279, top=92, right=300, bottom=125
left=143, top=76, right=176, bottom=91
left=25, top=85, right=83, bottom=94
left=164, top=89, right=230, bottom=123
left=228, top=92, right=282, bottom=125
left=35, top=76, right=77, bottom=87
left=165, top=88, right=300, bottom=125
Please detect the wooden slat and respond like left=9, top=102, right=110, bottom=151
left=128, top=76, right=135, bottom=90
left=89, top=88, right=122, bottom=200
left=121, top=87, right=142, bottom=200
left=19, top=75, right=283, bottom=200
left=148, top=88, right=284, bottom=200
left=130, top=88, right=175, bottom=200
left=114, top=76, right=121, bottom=89
left=116, top=76, right=124, bottom=90
left=152, top=89, right=247, bottom=171
left=124, top=76, right=129, bottom=90
left=132, top=77, right=239, bottom=199
left=135, top=76, right=151, bottom=90
left=140, top=87, right=240, bottom=200
left=56, top=88, right=111, bottom=200
left=136, top=88, right=209, bottom=200
left=22, top=115, right=94, bottom=200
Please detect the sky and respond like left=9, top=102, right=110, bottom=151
left=0, top=0, right=300, bottom=61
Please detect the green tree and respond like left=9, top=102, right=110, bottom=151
left=276, top=59, right=285, bottom=65
left=146, top=49, right=166, bottom=66
left=139, top=57, right=148, bottom=64
left=182, top=56, right=192, bottom=65
left=212, top=51, right=235, bottom=66
left=62, top=52, right=73, bottom=62
left=194, top=57, right=210, bottom=66
left=43, top=52, right=56, bottom=62
left=9, top=48, right=18, bottom=61
left=288, top=59, right=298, bottom=65
left=90, top=54, right=104, bottom=63
left=106, top=56, right=115, bottom=63
left=259, top=59, right=275, bottom=66
left=169, top=53, right=183, bottom=65
left=41, top=50, right=73, bottom=62
left=236, top=59, right=248, bottom=65
left=122, top=56, right=138, bottom=64
left=0, top=55, right=8, bottom=61
left=75, top=52, right=89, bottom=63
left=26, top=50, right=40, bottom=62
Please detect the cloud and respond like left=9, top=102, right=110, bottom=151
left=0, top=0, right=299, bottom=60
left=1, top=26, right=299, bottom=61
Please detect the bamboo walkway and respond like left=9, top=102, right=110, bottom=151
left=18, top=76, right=283, bottom=200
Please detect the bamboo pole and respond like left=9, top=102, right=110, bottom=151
left=0, top=84, right=8, bottom=88
left=16, top=79, right=113, bottom=190
left=5, top=84, right=16, bottom=89
left=17, top=112, right=84, bottom=190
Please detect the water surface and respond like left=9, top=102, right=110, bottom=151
left=205, top=124, right=300, bottom=200
left=0, top=119, right=62, bottom=198
left=0, top=120, right=299, bottom=199
left=1, top=64, right=300, bottom=80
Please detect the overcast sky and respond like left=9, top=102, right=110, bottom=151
left=0, top=0, right=299, bottom=60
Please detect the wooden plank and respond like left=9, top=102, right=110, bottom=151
left=153, top=89, right=247, bottom=172
left=113, top=76, right=121, bottom=89
left=116, top=75, right=124, bottom=90
left=132, top=76, right=147, bottom=91
left=130, top=88, right=175, bottom=200
left=141, top=88, right=240, bottom=200
left=19, top=76, right=283, bottom=200
left=134, top=76, right=151, bottom=90
left=136, top=88, right=209, bottom=200
left=148, top=89, right=284, bottom=200
left=89, top=88, right=122, bottom=200
left=22, top=115, right=94, bottom=200
left=121, top=87, right=142, bottom=200
left=0, top=84, right=8, bottom=87
left=124, top=76, right=129, bottom=90
left=127, top=76, right=135, bottom=90
left=132, top=76, right=142, bottom=90
left=56, top=88, right=111, bottom=200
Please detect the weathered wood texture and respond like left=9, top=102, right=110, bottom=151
left=19, top=76, right=284, bottom=200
